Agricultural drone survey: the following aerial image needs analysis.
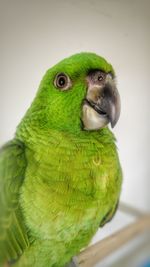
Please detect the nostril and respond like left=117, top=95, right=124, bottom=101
left=87, top=70, right=106, bottom=85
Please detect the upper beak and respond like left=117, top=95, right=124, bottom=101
left=99, top=83, right=121, bottom=128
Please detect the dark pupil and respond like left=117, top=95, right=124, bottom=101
left=58, top=76, right=66, bottom=87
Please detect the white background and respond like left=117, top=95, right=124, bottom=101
left=0, top=0, right=150, bottom=222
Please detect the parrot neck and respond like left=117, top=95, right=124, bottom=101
left=16, top=115, right=115, bottom=149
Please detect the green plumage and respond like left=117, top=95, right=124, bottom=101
left=0, top=52, right=122, bottom=267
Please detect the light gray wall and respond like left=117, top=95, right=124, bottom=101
left=1, top=0, right=150, bottom=214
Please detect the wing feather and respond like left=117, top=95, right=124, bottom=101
left=0, top=140, right=29, bottom=265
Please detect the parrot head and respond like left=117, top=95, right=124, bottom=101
left=18, top=52, right=121, bottom=136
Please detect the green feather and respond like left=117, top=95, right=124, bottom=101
left=0, top=141, right=29, bottom=265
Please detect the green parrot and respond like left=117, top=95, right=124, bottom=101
left=0, top=52, right=122, bottom=267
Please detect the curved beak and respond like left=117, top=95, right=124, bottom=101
left=99, top=83, right=121, bottom=128
left=82, top=75, right=121, bottom=130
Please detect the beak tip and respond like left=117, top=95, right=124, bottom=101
left=109, top=99, right=121, bottom=128
left=110, top=120, right=116, bottom=128
left=110, top=110, right=120, bottom=128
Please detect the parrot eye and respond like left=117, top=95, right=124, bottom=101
left=54, top=73, right=71, bottom=90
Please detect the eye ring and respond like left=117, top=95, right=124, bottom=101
left=54, top=73, right=71, bottom=91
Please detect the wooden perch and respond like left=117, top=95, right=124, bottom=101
left=77, top=203, right=150, bottom=267
left=119, top=202, right=145, bottom=217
